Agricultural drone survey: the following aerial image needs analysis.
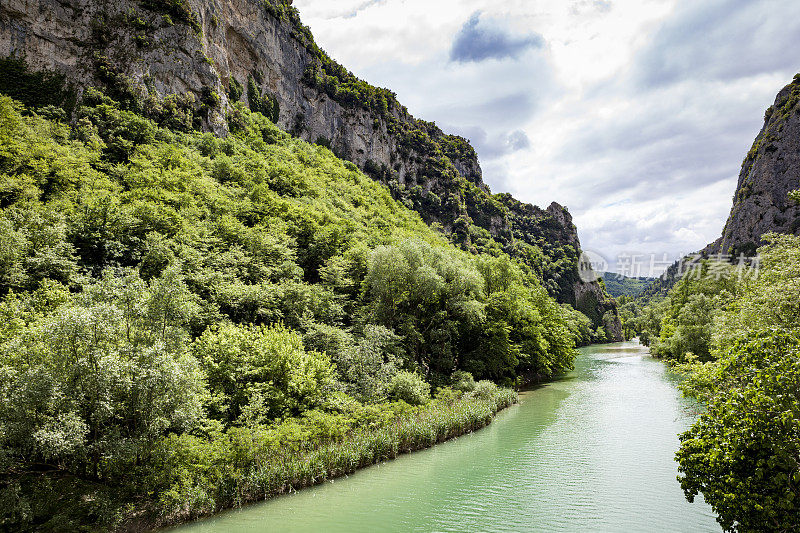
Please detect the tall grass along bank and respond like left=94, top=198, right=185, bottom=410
left=139, top=384, right=516, bottom=530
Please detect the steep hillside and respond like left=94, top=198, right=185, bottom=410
left=707, top=74, right=800, bottom=256
left=0, top=91, right=586, bottom=528
left=640, top=74, right=800, bottom=302
left=601, top=272, right=652, bottom=299
left=0, top=0, right=619, bottom=335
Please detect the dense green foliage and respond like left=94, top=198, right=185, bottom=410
left=601, top=272, right=652, bottom=298
left=151, top=384, right=516, bottom=524
left=0, top=57, right=76, bottom=114
left=0, top=90, right=583, bottom=528
left=613, top=295, right=642, bottom=341
left=676, top=330, right=800, bottom=532
left=675, top=234, right=800, bottom=531
left=637, top=224, right=800, bottom=530
left=259, top=1, right=620, bottom=329
left=246, top=75, right=279, bottom=123
left=639, top=261, right=741, bottom=362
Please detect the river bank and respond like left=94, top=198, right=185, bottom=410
left=171, top=341, right=720, bottom=533
left=128, top=386, right=517, bottom=531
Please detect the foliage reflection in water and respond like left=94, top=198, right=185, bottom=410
left=172, top=341, right=720, bottom=532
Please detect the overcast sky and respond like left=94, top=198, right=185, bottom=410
left=293, top=0, right=800, bottom=275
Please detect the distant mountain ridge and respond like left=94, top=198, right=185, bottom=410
left=601, top=272, right=652, bottom=299
left=0, top=0, right=621, bottom=337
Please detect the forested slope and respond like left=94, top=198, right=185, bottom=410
left=627, top=74, right=800, bottom=529
left=601, top=272, right=652, bottom=299
left=0, top=0, right=620, bottom=335
left=0, top=90, right=594, bottom=528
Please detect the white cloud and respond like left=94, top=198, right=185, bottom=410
left=293, top=0, right=800, bottom=272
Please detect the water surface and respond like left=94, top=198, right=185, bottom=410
left=173, top=341, right=720, bottom=532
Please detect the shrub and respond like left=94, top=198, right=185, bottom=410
left=246, top=75, right=279, bottom=123
left=228, top=76, right=244, bottom=102
left=471, top=380, right=498, bottom=399
left=387, top=371, right=430, bottom=405
left=451, top=370, right=476, bottom=392
left=0, top=56, right=76, bottom=113
left=139, top=0, right=201, bottom=33
left=193, top=323, right=335, bottom=424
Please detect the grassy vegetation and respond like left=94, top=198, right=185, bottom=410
left=148, top=385, right=516, bottom=528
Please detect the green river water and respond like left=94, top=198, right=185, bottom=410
left=172, top=341, right=721, bottom=532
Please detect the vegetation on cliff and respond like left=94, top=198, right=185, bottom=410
left=0, top=89, right=591, bottom=529
left=712, top=73, right=800, bottom=258
left=0, top=0, right=620, bottom=334
left=600, top=272, right=652, bottom=299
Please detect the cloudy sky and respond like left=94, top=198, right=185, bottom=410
left=293, top=0, right=800, bottom=274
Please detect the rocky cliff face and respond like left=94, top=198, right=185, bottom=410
left=642, top=75, right=800, bottom=301
left=0, top=0, right=620, bottom=337
left=707, top=74, right=800, bottom=256
left=496, top=196, right=620, bottom=335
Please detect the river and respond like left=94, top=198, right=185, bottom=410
left=172, top=341, right=720, bottom=532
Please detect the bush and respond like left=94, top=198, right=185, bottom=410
left=0, top=88, right=562, bottom=530
left=246, top=75, right=279, bottom=123
left=193, top=323, right=335, bottom=424
left=451, top=370, right=476, bottom=392
left=0, top=269, right=205, bottom=482
left=387, top=371, right=430, bottom=405
left=471, top=380, right=498, bottom=399
left=677, top=330, right=800, bottom=531
left=228, top=76, right=244, bottom=102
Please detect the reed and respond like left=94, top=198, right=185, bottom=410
left=241, top=387, right=515, bottom=497
left=150, top=386, right=517, bottom=528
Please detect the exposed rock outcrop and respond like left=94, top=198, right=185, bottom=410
left=641, top=75, right=800, bottom=302
left=0, top=0, right=620, bottom=336
left=707, top=74, right=800, bottom=256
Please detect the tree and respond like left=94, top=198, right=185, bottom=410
left=387, top=370, right=430, bottom=405
left=676, top=329, right=800, bottom=531
left=676, top=234, right=800, bottom=530
left=646, top=261, right=740, bottom=361
left=713, top=234, right=800, bottom=350
left=364, top=239, right=484, bottom=376
left=0, top=269, right=205, bottom=480
left=193, top=322, right=335, bottom=425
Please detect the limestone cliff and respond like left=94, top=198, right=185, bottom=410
left=641, top=75, right=800, bottom=301
left=0, top=0, right=620, bottom=336
left=707, top=74, right=800, bottom=256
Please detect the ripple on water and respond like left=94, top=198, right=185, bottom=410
left=171, top=341, right=720, bottom=533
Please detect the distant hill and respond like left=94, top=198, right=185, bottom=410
left=601, top=272, right=653, bottom=299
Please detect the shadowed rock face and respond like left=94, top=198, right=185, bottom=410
left=707, top=75, right=800, bottom=256
left=0, top=0, right=620, bottom=337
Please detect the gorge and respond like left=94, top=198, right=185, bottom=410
left=0, top=0, right=621, bottom=337
left=0, top=1, right=799, bottom=532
